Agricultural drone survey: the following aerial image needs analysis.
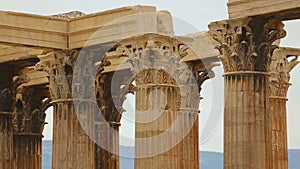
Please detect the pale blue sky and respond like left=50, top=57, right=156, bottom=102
left=1, top=0, right=299, bottom=153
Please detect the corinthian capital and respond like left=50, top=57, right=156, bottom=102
left=209, top=18, right=286, bottom=72
left=13, top=87, right=51, bottom=134
left=35, top=50, right=78, bottom=100
left=269, top=47, right=300, bottom=97
left=193, top=62, right=220, bottom=92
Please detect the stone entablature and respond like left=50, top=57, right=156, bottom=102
left=0, top=6, right=172, bottom=49
left=228, top=0, right=300, bottom=20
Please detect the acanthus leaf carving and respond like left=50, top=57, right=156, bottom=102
left=96, top=71, right=134, bottom=125
left=269, top=49, right=299, bottom=97
left=13, top=87, right=50, bottom=134
left=30, top=108, right=46, bottom=134
left=0, top=74, right=29, bottom=112
left=0, top=88, right=14, bottom=112
left=209, top=18, right=286, bottom=72
left=111, top=36, right=220, bottom=112
left=12, top=99, right=25, bottom=133
left=35, top=50, right=79, bottom=100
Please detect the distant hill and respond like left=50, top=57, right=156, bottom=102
left=42, top=141, right=52, bottom=169
left=200, top=151, right=223, bottom=169
left=289, top=149, right=300, bottom=169
left=42, top=141, right=300, bottom=169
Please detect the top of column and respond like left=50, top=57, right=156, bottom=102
left=208, top=17, right=286, bottom=73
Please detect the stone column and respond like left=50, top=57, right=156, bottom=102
left=127, top=42, right=204, bottom=169
left=0, top=104, right=14, bottom=169
left=95, top=71, right=132, bottom=169
left=177, top=63, right=217, bottom=169
left=134, top=68, right=180, bottom=169
left=0, top=68, right=28, bottom=169
left=12, top=87, right=50, bottom=169
left=209, top=18, right=286, bottom=169
left=36, top=50, right=104, bottom=169
left=128, top=48, right=181, bottom=169
left=269, top=49, right=299, bottom=169
left=94, top=122, right=120, bottom=169
left=177, top=110, right=199, bottom=169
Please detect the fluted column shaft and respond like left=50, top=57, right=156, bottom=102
left=209, top=17, right=286, bottom=169
left=12, top=87, right=49, bottom=169
left=110, top=124, right=120, bottom=169
left=127, top=45, right=206, bottom=169
left=177, top=64, right=215, bottom=169
left=224, top=73, right=269, bottom=169
left=36, top=50, right=102, bottom=169
left=268, top=48, right=299, bottom=169
left=135, top=70, right=180, bottom=169
left=0, top=67, right=25, bottom=169
left=0, top=112, right=13, bottom=169
left=178, top=110, right=199, bottom=169
left=95, top=71, right=128, bottom=169
left=52, top=101, right=95, bottom=169
left=135, top=85, right=178, bottom=169
left=95, top=123, right=119, bottom=169
left=177, top=82, right=202, bottom=169
left=135, top=81, right=201, bottom=169
left=13, top=134, right=42, bottom=169
left=269, top=97, right=288, bottom=169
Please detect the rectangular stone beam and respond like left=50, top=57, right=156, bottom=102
left=228, top=0, right=300, bottom=20
left=179, top=32, right=220, bottom=62
left=0, top=6, right=160, bottom=49
left=68, top=6, right=159, bottom=48
left=275, top=47, right=300, bottom=56
left=0, top=11, right=68, bottom=49
left=19, top=67, right=49, bottom=88
left=0, top=46, right=44, bottom=64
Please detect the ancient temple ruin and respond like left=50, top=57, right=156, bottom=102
left=0, top=1, right=300, bottom=169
